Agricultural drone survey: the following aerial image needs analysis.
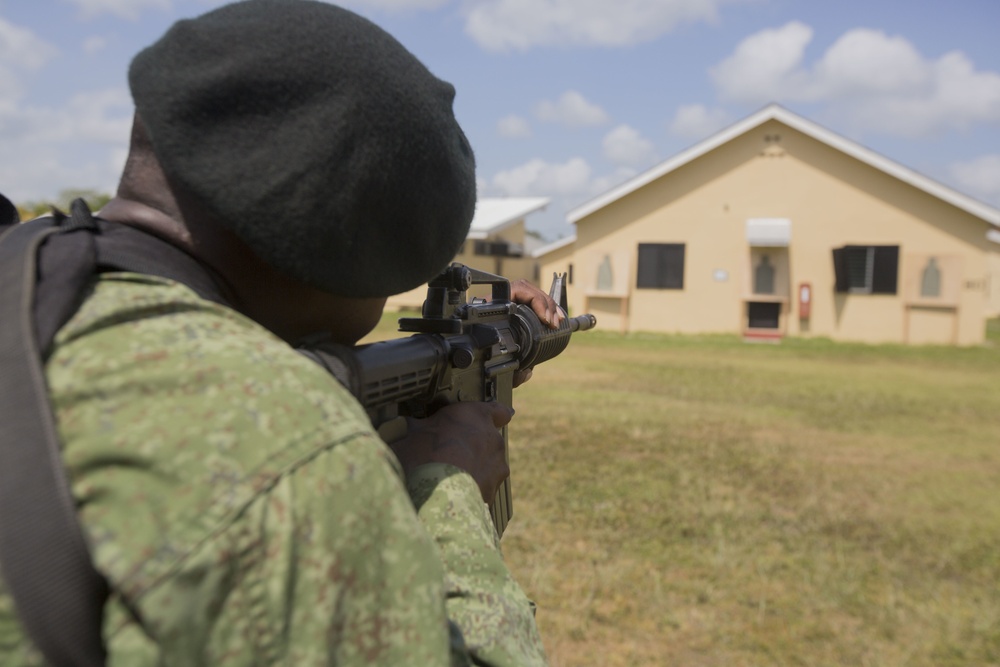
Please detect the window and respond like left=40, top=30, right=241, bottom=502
left=473, top=240, right=522, bottom=258
left=637, top=243, right=685, bottom=289
left=832, top=245, right=898, bottom=294
left=747, top=302, right=780, bottom=329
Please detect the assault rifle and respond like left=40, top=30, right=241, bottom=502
left=300, top=263, right=596, bottom=537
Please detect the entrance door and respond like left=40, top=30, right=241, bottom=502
left=747, top=302, right=781, bottom=329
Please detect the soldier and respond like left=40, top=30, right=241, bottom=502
left=0, top=1, right=557, bottom=664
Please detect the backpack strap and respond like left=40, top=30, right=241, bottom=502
left=92, top=217, right=231, bottom=312
left=0, top=192, right=18, bottom=230
left=34, top=201, right=232, bottom=358
left=0, top=205, right=110, bottom=667
left=0, top=196, right=232, bottom=666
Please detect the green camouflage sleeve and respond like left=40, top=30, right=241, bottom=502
left=0, top=579, right=45, bottom=666
left=40, top=274, right=462, bottom=666
left=408, top=465, right=549, bottom=666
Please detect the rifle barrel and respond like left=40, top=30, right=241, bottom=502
left=569, top=314, right=596, bottom=332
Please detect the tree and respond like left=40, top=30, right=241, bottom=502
left=15, top=189, right=112, bottom=220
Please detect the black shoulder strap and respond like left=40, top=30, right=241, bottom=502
left=32, top=203, right=231, bottom=358
left=0, top=204, right=110, bottom=667
left=0, top=196, right=231, bottom=666
left=0, top=191, right=18, bottom=230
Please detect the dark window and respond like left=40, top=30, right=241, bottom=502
left=832, top=245, right=898, bottom=294
left=637, top=243, right=685, bottom=289
left=747, top=302, right=781, bottom=329
left=473, top=240, right=522, bottom=258
left=568, top=263, right=574, bottom=285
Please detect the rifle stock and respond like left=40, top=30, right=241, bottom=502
left=301, top=263, right=596, bottom=537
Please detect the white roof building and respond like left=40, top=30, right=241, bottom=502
left=469, top=197, right=549, bottom=239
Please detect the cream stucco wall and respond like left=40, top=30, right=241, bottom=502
left=544, top=119, right=995, bottom=345
left=987, top=244, right=1000, bottom=318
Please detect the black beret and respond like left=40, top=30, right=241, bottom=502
left=129, top=0, right=476, bottom=297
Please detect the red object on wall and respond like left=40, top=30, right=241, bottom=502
left=798, top=282, right=812, bottom=319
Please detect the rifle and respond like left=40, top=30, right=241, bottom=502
left=299, top=263, right=596, bottom=537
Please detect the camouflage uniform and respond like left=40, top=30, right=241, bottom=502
left=0, top=273, right=547, bottom=666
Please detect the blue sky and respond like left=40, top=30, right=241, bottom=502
left=1, top=0, right=998, bottom=240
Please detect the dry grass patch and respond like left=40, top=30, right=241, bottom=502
left=366, top=315, right=1000, bottom=666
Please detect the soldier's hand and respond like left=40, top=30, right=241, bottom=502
left=389, top=401, right=513, bottom=504
left=508, top=279, right=562, bottom=387
left=510, top=278, right=563, bottom=329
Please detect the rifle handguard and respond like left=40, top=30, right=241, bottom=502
left=300, top=265, right=595, bottom=537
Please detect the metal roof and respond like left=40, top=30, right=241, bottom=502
left=468, top=197, right=550, bottom=239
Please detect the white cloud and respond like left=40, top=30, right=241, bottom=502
left=0, top=144, right=123, bottom=203
left=815, top=28, right=930, bottom=98
left=335, top=0, right=453, bottom=12
left=497, top=114, right=532, bottom=138
left=463, top=0, right=728, bottom=52
left=602, top=124, right=657, bottom=167
left=668, top=104, right=731, bottom=138
left=0, top=87, right=132, bottom=201
left=66, top=0, right=171, bottom=20
left=0, top=18, right=58, bottom=102
left=72, top=89, right=133, bottom=143
left=711, top=21, right=814, bottom=104
left=491, top=157, right=592, bottom=196
left=949, top=155, right=1000, bottom=206
left=30, top=88, right=133, bottom=144
left=67, top=0, right=453, bottom=20
left=488, top=156, right=643, bottom=213
left=589, top=166, right=640, bottom=197
left=0, top=69, right=20, bottom=107
left=83, top=36, right=108, bottom=54
left=711, top=22, right=1000, bottom=137
left=535, top=91, right=609, bottom=127
left=484, top=157, right=649, bottom=240
left=0, top=18, right=58, bottom=70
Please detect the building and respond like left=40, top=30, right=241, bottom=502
left=535, top=104, right=1000, bottom=345
left=989, top=229, right=1000, bottom=319
left=386, top=196, right=549, bottom=310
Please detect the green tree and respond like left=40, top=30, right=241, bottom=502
left=15, top=188, right=112, bottom=220
left=54, top=188, right=112, bottom=212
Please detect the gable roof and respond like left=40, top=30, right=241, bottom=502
left=567, top=104, right=1000, bottom=229
left=469, top=197, right=549, bottom=239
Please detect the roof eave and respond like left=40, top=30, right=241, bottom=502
left=567, top=105, right=783, bottom=223
left=567, top=104, right=1000, bottom=228
left=471, top=197, right=551, bottom=235
left=532, top=234, right=576, bottom=258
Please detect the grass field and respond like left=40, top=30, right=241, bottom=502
left=367, top=315, right=1000, bottom=666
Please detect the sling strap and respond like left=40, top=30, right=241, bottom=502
left=0, top=197, right=229, bottom=666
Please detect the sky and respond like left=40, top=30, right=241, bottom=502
left=1, top=0, right=999, bottom=241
